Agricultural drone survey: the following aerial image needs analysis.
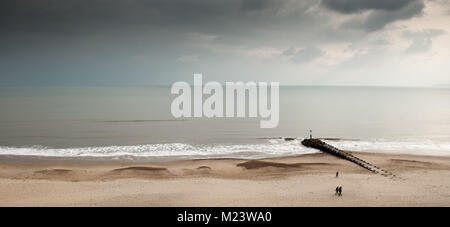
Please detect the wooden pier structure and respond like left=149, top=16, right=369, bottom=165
left=301, top=139, right=395, bottom=178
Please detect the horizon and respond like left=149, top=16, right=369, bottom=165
left=0, top=83, right=449, bottom=88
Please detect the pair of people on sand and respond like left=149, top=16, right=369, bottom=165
left=335, top=186, right=342, bottom=196
left=335, top=171, right=342, bottom=196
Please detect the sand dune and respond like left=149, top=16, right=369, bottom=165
left=236, top=160, right=332, bottom=170
left=0, top=152, right=450, bottom=206
left=34, top=169, right=72, bottom=175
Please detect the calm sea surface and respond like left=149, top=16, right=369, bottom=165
left=0, top=86, right=449, bottom=159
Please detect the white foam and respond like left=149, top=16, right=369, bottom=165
left=0, top=139, right=449, bottom=158
left=0, top=139, right=317, bottom=159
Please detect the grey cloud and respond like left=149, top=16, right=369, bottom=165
left=282, top=47, right=297, bottom=56
left=241, top=0, right=276, bottom=11
left=323, top=0, right=425, bottom=31
left=370, top=38, right=390, bottom=46
left=0, top=0, right=301, bottom=34
left=0, top=0, right=365, bottom=45
left=403, top=28, right=446, bottom=38
left=0, top=0, right=447, bottom=86
left=0, top=0, right=333, bottom=52
left=361, top=0, right=424, bottom=31
left=0, top=0, right=326, bottom=85
left=403, top=29, right=445, bottom=53
left=321, top=0, right=417, bottom=13
left=0, top=0, right=236, bottom=33
left=283, top=46, right=324, bottom=64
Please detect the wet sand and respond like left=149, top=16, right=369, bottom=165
left=1, top=152, right=450, bottom=206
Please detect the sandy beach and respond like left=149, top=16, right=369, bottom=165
left=1, top=151, right=450, bottom=206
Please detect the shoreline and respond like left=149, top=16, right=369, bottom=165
left=1, top=152, right=450, bottom=206
left=1, top=148, right=449, bottom=163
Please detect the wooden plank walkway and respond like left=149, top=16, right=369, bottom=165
left=301, top=139, right=395, bottom=178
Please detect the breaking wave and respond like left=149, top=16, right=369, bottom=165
left=0, top=138, right=449, bottom=159
left=0, top=139, right=315, bottom=159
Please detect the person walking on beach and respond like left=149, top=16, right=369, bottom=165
left=335, top=186, right=339, bottom=195
left=338, top=186, right=342, bottom=196
left=336, top=171, right=339, bottom=178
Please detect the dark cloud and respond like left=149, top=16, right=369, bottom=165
left=361, top=0, right=424, bottom=31
left=240, top=0, right=274, bottom=11
left=0, top=0, right=298, bottom=34
left=0, top=0, right=333, bottom=54
left=321, top=0, right=417, bottom=13
left=323, top=0, right=425, bottom=31
left=0, top=0, right=447, bottom=86
left=0, top=0, right=235, bottom=33
left=0, top=0, right=367, bottom=46
left=0, top=0, right=322, bottom=85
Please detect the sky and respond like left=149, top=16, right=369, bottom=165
left=1, top=0, right=449, bottom=86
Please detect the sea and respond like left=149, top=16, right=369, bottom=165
left=0, top=86, right=449, bottom=160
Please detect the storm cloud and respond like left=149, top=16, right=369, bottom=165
left=323, top=0, right=425, bottom=31
left=321, top=0, right=419, bottom=13
left=0, top=0, right=304, bottom=34
left=0, top=0, right=449, bottom=86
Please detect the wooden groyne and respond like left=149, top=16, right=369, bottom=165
left=301, top=139, right=395, bottom=178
